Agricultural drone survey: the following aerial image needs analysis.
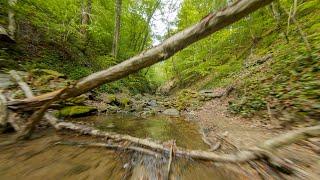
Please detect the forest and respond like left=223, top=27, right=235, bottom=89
left=0, top=0, right=319, bottom=179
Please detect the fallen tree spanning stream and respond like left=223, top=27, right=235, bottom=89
left=7, top=0, right=275, bottom=110
left=2, top=0, right=320, bottom=177
left=2, top=69, right=320, bottom=178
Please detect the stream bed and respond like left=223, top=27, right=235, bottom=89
left=0, top=114, right=249, bottom=179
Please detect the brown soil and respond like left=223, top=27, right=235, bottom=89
left=194, top=97, right=279, bottom=150
left=193, top=96, right=320, bottom=179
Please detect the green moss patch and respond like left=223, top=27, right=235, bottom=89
left=58, top=106, right=97, bottom=117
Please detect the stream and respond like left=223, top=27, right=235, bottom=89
left=0, top=114, right=248, bottom=179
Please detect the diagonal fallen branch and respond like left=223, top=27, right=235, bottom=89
left=7, top=0, right=275, bottom=111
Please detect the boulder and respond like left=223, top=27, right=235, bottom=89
left=57, top=106, right=97, bottom=117
left=147, top=99, right=157, bottom=107
left=0, top=73, right=14, bottom=89
left=163, top=108, right=180, bottom=116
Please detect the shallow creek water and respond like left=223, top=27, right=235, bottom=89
left=0, top=115, right=249, bottom=179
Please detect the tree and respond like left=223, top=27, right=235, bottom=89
left=112, top=0, right=122, bottom=59
left=8, top=0, right=17, bottom=38
left=80, top=0, right=92, bottom=39
left=8, top=0, right=275, bottom=110
left=139, top=0, right=161, bottom=51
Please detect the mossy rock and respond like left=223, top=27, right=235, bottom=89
left=58, top=106, right=97, bottom=117
left=118, top=96, right=130, bottom=107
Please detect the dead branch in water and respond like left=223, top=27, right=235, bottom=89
left=5, top=69, right=320, bottom=175
left=55, top=141, right=162, bottom=158
left=54, top=120, right=320, bottom=167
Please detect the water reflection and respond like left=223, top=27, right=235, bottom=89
left=73, top=114, right=208, bottom=149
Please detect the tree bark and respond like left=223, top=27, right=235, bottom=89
left=112, top=0, right=122, bottom=59
left=80, top=0, right=92, bottom=38
left=8, top=0, right=275, bottom=110
left=14, top=88, right=66, bottom=140
left=8, top=0, right=17, bottom=38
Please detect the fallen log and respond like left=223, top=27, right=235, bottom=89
left=54, top=120, right=320, bottom=165
left=9, top=70, right=60, bottom=129
left=7, top=0, right=275, bottom=110
left=6, top=69, right=320, bottom=173
left=55, top=141, right=162, bottom=158
left=14, top=88, right=66, bottom=140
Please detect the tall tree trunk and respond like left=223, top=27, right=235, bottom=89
left=80, top=0, right=92, bottom=39
left=8, top=0, right=17, bottom=38
left=112, top=0, right=122, bottom=59
left=8, top=0, right=275, bottom=110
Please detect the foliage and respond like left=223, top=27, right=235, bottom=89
left=157, top=0, right=319, bottom=123
left=0, top=0, right=162, bottom=93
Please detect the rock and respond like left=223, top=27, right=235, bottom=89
left=117, top=95, right=131, bottom=107
left=163, top=108, right=180, bottom=116
left=199, top=88, right=227, bottom=100
left=147, top=99, right=157, bottom=107
left=134, top=93, right=143, bottom=100
left=0, top=73, right=14, bottom=89
left=157, top=78, right=178, bottom=95
left=57, top=106, right=97, bottom=117
left=102, top=94, right=116, bottom=104
left=0, top=25, right=15, bottom=43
